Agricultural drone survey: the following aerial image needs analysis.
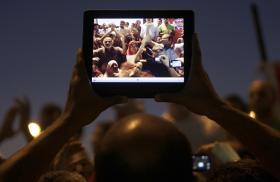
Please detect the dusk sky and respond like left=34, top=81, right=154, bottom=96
left=0, top=0, right=279, bottom=157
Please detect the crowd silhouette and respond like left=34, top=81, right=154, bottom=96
left=0, top=20, right=280, bottom=182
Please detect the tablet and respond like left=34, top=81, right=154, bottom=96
left=83, top=10, right=194, bottom=97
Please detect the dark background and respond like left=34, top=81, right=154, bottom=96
left=0, top=0, right=279, bottom=157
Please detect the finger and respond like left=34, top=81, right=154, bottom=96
left=70, top=49, right=85, bottom=84
left=192, top=33, right=203, bottom=70
left=75, top=48, right=90, bottom=82
left=72, top=48, right=82, bottom=72
left=76, top=48, right=83, bottom=66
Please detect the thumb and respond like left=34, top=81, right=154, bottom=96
left=191, top=33, right=203, bottom=71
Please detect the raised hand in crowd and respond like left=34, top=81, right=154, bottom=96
left=0, top=103, right=19, bottom=143
left=0, top=49, right=127, bottom=182
left=15, top=97, right=33, bottom=142
left=156, top=33, right=280, bottom=180
left=0, top=97, right=33, bottom=144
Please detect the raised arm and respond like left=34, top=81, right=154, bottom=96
left=132, top=38, right=147, bottom=63
left=0, top=104, right=18, bottom=144
left=132, top=27, right=154, bottom=63
left=100, top=27, right=113, bottom=41
left=113, top=29, right=126, bottom=54
left=155, top=34, right=280, bottom=180
left=16, top=97, right=33, bottom=142
left=0, top=49, right=127, bottom=182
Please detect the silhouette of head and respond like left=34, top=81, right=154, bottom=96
left=94, top=113, right=193, bottom=182
left=249, top=80, right=276, bottom=117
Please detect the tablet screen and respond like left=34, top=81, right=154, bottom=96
left=92, top=18, right=185, bottom=83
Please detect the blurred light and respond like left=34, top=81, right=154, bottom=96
left=127, top=120, right=140, bottom=131
left=28, top=122, right=41, bottom=138
left=198, top=162, right=204, bottom=168
left=249, top=111, right=256, bottom=119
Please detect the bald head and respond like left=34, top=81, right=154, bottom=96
left=94, top=114, right=193, bottom=182
left=249, top=80, right=276, bottom=118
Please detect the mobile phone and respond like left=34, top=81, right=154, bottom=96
left=170, top=60, right=182, bottom=68
left=192, top=155, right=211, bottom=171
left=83, top=10, right=194, bottom=97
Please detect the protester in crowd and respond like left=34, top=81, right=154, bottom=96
left=174, top=37, right=184, bottom=58
left=135, top=20, right=141, bottom=34
left=223, top=94, right=254, bottom=159
left=149, top=42, right=181, bottom=77
left=0, top=48, right=127, bottom=181
left=38, top=170, right=86, bottom=182
left=0, top=97, right=33, bottom=143
left=160, top=34, right=177, bottom=61
left=91, top=99, right=145, bottom=164
left=207, top=159, right=278, bottom=182
left=195, top=94, right=254, bottom=173
left=91, top=122, right=114, bottom=154
left=93, top=24, right=100, bottom=37
left=162, top=103, right=226, bottom=152
left=125, top=22, right=129, bottom=29
left=98, top=25, right=125, bottom=50
left=94, top=113, right=194, bottom=182
left=249, top=80, right=280, bottom=130
left=155, top=34, right=280, bottom=180
left=157, top=18, right=162, bottom=27
left=51, top=140, right=93, bottom=180
left=0, top=102, right=19, bottom=144
left=126, top=40, right=143, bottom=63
left=128, top=28, right=141, bottom=42
left=93, top=36, right=126, bottom=75
left=118, top=20, right=130, bottom=37
left=140, top=18, right=158, bottom=41
left=103, top=60, right=120, bottom=77
left=158, top=18, right=175, bottom=36
left=0, top=97, right=62, bottom=143
left=98, top=23, right=109, bottom=35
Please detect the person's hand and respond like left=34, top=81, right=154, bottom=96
left=120, top=34, right=125, bottom=42
left=0, top=103, right=19, bottom=141
left=155, top=33, right=225, bottom=116
left=63, top=49, right=127, bottom=127
left=15, top=97, right=31, bottom=130
left=159, top=55, right=169, bottom=67
left=15, top=97, right=33, bottom=142
left=143, top=34, right=152, bottom=45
